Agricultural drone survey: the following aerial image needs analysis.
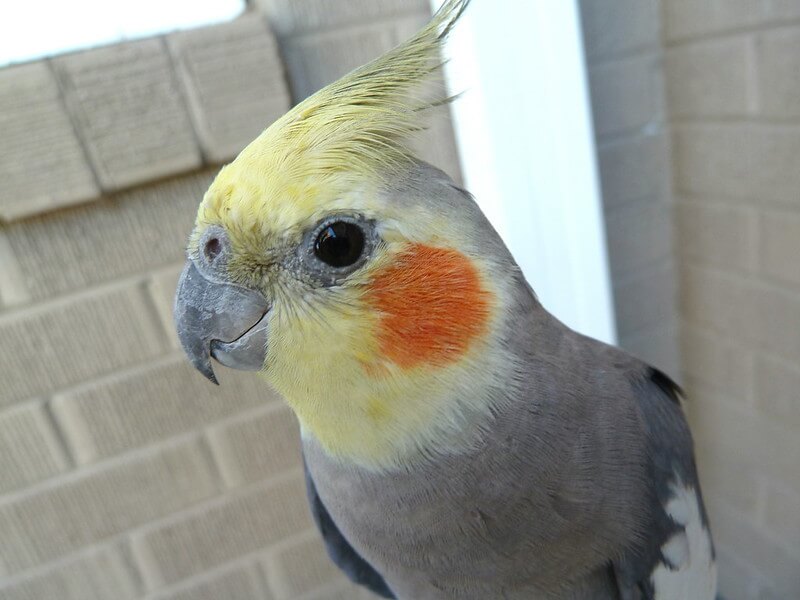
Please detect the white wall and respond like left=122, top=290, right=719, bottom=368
left=431, top=0, right=616, bottom=344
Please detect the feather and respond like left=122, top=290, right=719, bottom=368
left=196, top=0, right=471, bottom=236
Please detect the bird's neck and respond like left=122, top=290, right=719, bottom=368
left=270, top=339, right=515, bottom=470
left=267, top=266, right=535, bottom=470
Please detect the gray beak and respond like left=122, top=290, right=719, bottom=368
left=174, top=259, right=270, bottom=385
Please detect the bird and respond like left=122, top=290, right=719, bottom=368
left=173, top=1, right=717, bottom=598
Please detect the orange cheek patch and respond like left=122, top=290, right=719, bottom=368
left=366, top=244, right=492, bottom=369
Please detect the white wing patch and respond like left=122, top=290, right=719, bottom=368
left=651, top=481, right=717, bottom=600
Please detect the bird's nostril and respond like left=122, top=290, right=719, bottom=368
left=204, top=237, right=222, bottom=262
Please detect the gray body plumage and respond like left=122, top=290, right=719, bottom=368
left=173, top=155, right=714, bottom=598
left=303, top=165, right=713, bottom=600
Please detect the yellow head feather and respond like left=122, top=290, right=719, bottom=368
left=196, top=0, right=470, bottom=237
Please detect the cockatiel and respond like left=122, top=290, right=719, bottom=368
left=173, top=1, right=717, bottom=598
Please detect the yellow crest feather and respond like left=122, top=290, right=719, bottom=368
left=260, top=0, right=468, bottom=175
left=196, top=0, right=470, bottom=233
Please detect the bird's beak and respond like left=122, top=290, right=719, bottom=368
left=174, top=259, right=270, bottom=385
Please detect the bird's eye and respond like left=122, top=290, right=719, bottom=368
left=314, top=221, right=365, bottom=268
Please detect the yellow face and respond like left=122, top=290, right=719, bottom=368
left=174, top=0, right=506, bottom=469
left=184, top=162, right=511, bottom=469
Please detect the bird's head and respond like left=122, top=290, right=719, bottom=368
left=175, top=0, right=520, bottom=468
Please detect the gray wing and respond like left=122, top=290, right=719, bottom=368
left=612, top=368, right=716, bottom=600
left=303, top=455, right=396, bottom=599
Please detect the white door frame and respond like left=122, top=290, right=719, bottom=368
left=431, top=0, right=617, bottom=344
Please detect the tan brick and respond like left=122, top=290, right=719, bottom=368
left=150, top=562, right=271, bottom=600
left=131, top=472, right=313, bottom=589
left=709, top=501, right=800, bottom=597
left=688, top=395, right=800, bottom=495
left=761, top=210, right=800, bottom=286
left=208, top=403, right=301, bottom=488
left=51, top=355, right=276, bottom=465
left=754, top=354, right=800, bottom=427
left=680, top=267, right=755, bottom=339
left=597, top=132, right=670, bottom=209
left=619, top=320, right=681, bottom=379
left=743, top=283, right=800, bottom=360
left=680, top=266, right=800, bottom=360
left=3, top=171, right=214, bottom=300
left=255, top=0, right=428, bottom=36
left=757, top=27, right=800, bottom=117
left=663, top=0, right=763, bottom=42
left=765, top=0, right=800, bottom=19
left=0, top=62, right=98, bottom=221
left=282, top=20, right=396, bottom=101
left=605, top=201, right=672, bottom=278
left=680, top=325, right=753, bottom=402
left=665, top=36, right=752, bottom=117
left=613, top=261, right=677, bottom=338
left=263, top=532, right=344, bottom=599
left=0, top=231, right=30, bottom=308
left=763, top=484, right=800, bottom=555
left=0, top=437, right=218, bottom=575
left=168, top=15, right=291, bottom=163
left=147, top=264, right=185, bottom=349
left=589, top=54, right=663, bottom=139
left=0, top=285, right=169, bottom=406
left=672, top=124, right=800, bottom=205
left=0, top=401, right=69, bottom=494
left=52, top=39, right=201, bottom=190
left=694, top=443, right=760, bottom=516
left=756, top=582, right=790, bottom=600
left=298, top=579, right=381, bottom=600
left=579, top=0, right=659, bottom=61
left=714, top=547, right=760, bottom=600
left=676, top=202, right=757, bottom=272
left=0, top=544, right=138, bottom=600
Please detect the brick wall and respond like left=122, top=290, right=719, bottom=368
left=663, top=2, right=800, bottom=598
left=581, top=2, right=800, bottom=598
left=0, top=2, right=460, bottom=597
left=578, top=0, right=681, bottom=377
left=582, top=1, right=800, bottom=598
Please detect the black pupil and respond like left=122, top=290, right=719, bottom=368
left=314, top=221, right=365, bottom=268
